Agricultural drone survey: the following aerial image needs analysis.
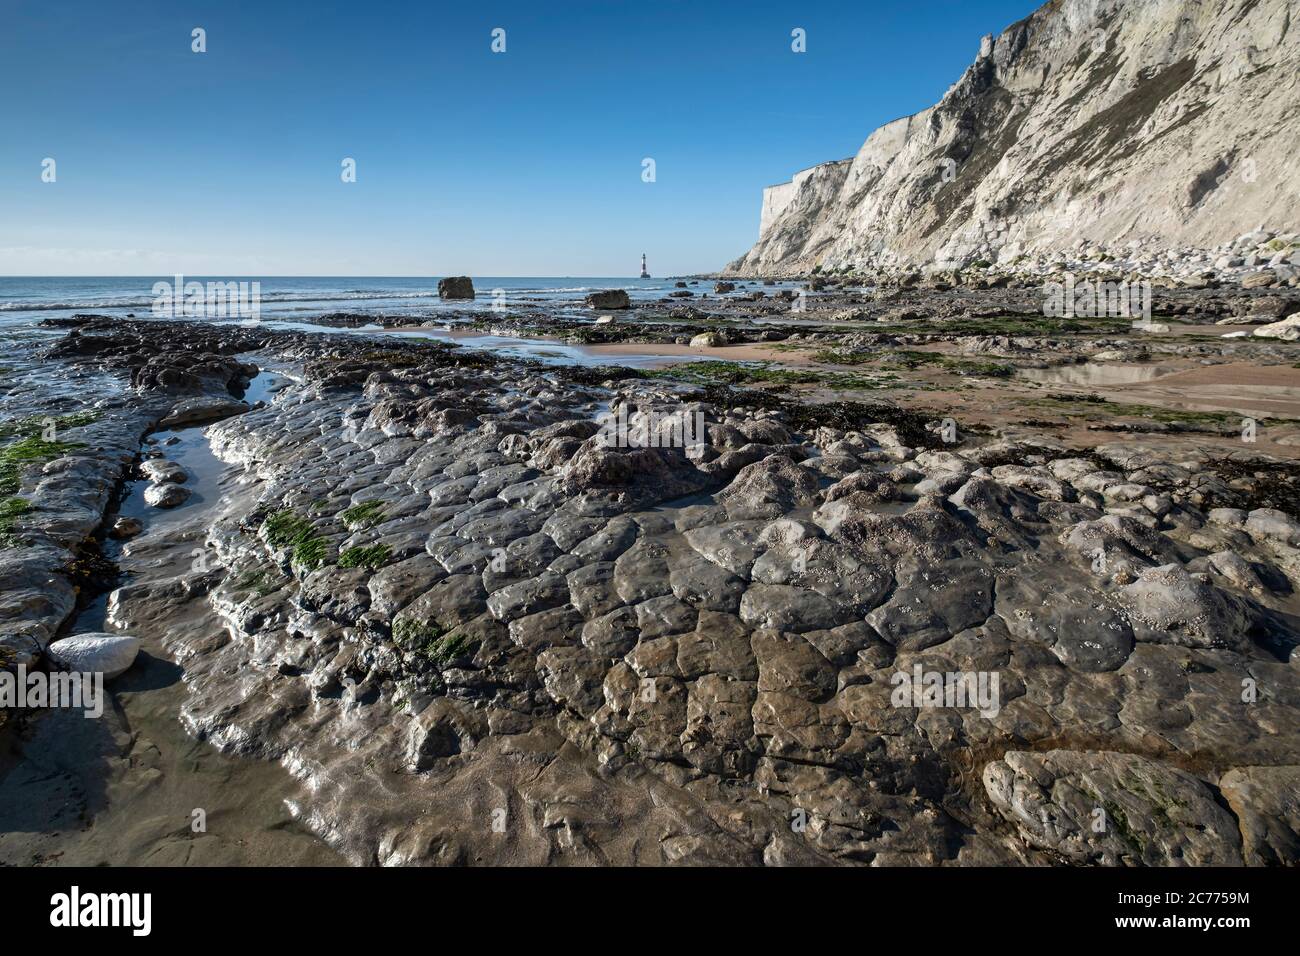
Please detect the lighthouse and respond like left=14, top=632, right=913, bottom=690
left=639, top=253, right=650, bottom=279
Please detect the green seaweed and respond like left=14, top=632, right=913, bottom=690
left=340, top=501, right=386, bottom=530
left=233, top=567, right=282, bottom=598
left=262, top=509, right=329, bottom=571
left=1025, top=394, right=1234, bottom=426
left=649, top=360, right=891, bottom=391
left=292, top=536, right=329, bottom=571
left=0, top=410, right=98, bottom=442
left=0, top=436, right=84, bottom=496
left=393, top=616, right=445, bottom=651
left=815, top=348, right=1014, bottom=378
left=423, top=633, right=470, bottom=666
left=338, top=543, right=392, bottom=570
left=0, top=497, right=33, bottom=549
left=391, top=619, right=470, bottom=666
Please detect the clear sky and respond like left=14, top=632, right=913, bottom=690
left=0, top=0, right=1042, bottom=276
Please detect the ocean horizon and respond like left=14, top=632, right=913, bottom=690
left=0, top=275, right=741, bottom=332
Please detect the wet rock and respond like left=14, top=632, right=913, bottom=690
left=406, top=698, right=488, bottom=769
left=717, top=455, right=818, bottom=520
left=983, top=750, right=1243, bottom=866
left=668, top=557, right=746, bottom=612
left=140, top=459, right=187, bottom=483
left=996, top=573, right=1134, bottom=672
left=867, top=561, right=992, bottom=651
left=1219, top=766, right=1300, bottom=866
left=437, top=276, right=475, bottom=300
left=585, top=289, right=630, bottom=310
left=740, top=583, right=852, bottom=632
left=143, top=482, right=192, bottom=508
left=682, top=674, right=758, bottom=775
left=366, top=555, right=444, bottom=619
left=53, top=312, right=1300, bottom=866
left=108, top=517, right=144, bottom=540
left=1059, top=514, right=1180, bottom=578
left=1116, top=564, right=1253, bottom=650
left=160, top=395, right=250, bottom=428
left=485, top=572, right=569, bottom=623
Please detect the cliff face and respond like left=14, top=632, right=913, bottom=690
left=727, top=0, right=1299, bottom=275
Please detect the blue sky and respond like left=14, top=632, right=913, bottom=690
left=0, top=0, right=1041, bottom=276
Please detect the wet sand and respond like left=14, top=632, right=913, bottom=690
left=0, top=376, right=342, bottom=867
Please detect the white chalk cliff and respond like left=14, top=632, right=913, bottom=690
left=727, top=0, right=1299, bottom=275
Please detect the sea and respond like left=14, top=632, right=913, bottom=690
left=0, top=275, right=775, bottom=378
left=0, top=276, right=698, bottom=334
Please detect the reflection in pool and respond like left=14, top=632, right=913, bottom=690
left=1020, top=363, right=1174, bottom=387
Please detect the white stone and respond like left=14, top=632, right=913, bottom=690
left=48, top=632, right=141, bottom=679
left=689, top=332, right=726, bottom=348
left=1252, top=314, right=1300, bottom=339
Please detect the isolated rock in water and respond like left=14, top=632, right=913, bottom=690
left=585, top=289, right=631, bottom=310
left=438, top=276, right=475, bottom=300
left=160, top=395, right=250, bottom=428
left=48, top=632, right=141, bottom=679
left=140, top=459, right=186, bottom=483
left=714, top=281, right=736, bottom=293
left=143, top=482, right=192, bottom=508
left=108, top=516, right=143, bottom=539
left=690, top=331, right=726, bottom=348
left=983, top=750, right=1244, bottom=866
